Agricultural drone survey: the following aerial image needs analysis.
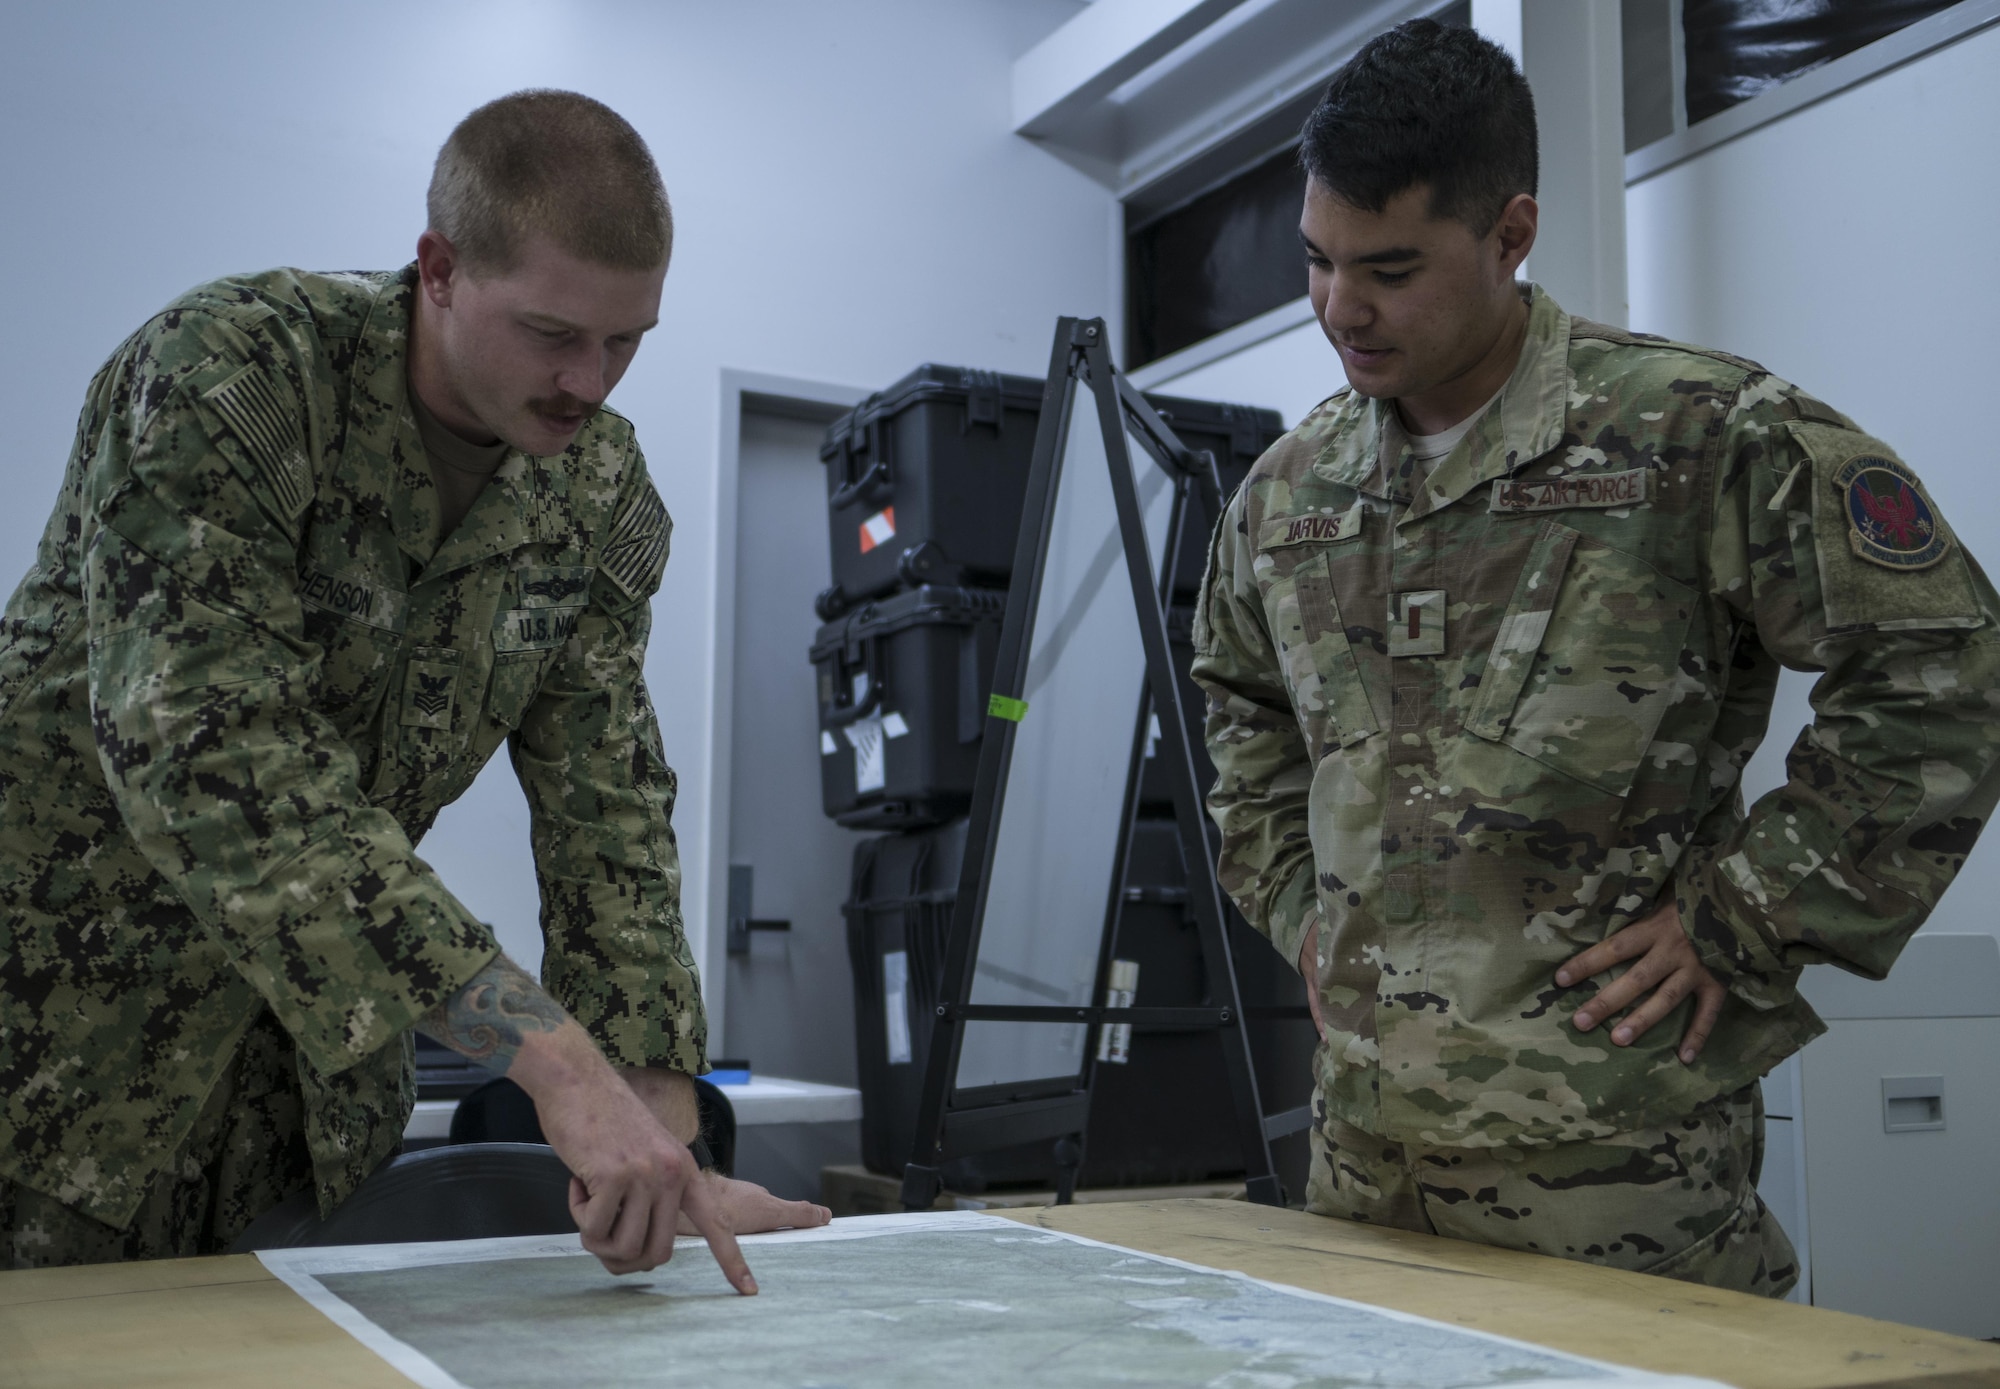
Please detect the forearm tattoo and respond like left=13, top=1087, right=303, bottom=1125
left=419, top=954, right=569, bottom=1073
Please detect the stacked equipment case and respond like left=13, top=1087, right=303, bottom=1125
left=812, top=362, right=1307, bottom=1193
left=812, top=366, right=1037, bottom=832
left=812, top=364, right=1283, bottom=829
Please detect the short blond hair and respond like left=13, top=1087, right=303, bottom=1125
left=427, top=89, right=672, bottom=273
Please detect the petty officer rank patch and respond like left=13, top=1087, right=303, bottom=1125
left=1836, top=454, right=1950, bottom=570
left=401, top=647, right=461, bottom=729
left=1490, top=467, right=1651, bottom=514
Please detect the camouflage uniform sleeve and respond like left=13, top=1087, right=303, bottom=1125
left=82, top=307, right=500, bottom=1076
left=1188, top=484, right=1320, bottom=970
left=1681, top=377, right=2000, bottom=1007
left=513, top=452, right=707, bottom=1075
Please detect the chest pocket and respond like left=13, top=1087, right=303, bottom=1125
left=1465, top=520, right=1696, bottom=798
left=298, top=566, right=406, bottom=731
left=1261, top=511, right=1379, bottom=756
left=486, top=640, right=565, bottom=733
left=486, top=568, right=591, bottom=731
left=398, top=645, right=464, bottom=767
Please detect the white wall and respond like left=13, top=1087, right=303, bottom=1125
left=0, top=2, right=1112, bottom=1000
left=1144, top=317, right=1341, bottom=429
left=1627, top=20, right=2000, bottom=946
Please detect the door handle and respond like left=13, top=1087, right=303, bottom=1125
left=1881, top=1074, right=1946, bottom=1132
left=726, top=864, right=793, bottom=957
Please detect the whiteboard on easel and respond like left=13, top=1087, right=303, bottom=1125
left=956, top=376, right=1176, bottom=1091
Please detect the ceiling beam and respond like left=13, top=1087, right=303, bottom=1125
left=1012, top=0, right=1253, bottom=140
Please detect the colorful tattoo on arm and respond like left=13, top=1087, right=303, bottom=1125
left=418, top=954, right=569, bottom=1073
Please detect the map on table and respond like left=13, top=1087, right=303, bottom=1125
left=260, top=1211, right=1726, bottom=1389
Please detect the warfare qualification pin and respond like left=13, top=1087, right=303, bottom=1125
left=1835, top=454, right=1950, bottom=570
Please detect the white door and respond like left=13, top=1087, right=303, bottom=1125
left=723, top=402, right=870, bottom=1198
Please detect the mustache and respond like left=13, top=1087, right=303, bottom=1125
left=529, top=394, right=601, bottom=420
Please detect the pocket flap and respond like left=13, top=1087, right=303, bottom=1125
left=1465, top=520, right=1580, bottom=741
left=1278, top=553, right=1378, bottom=749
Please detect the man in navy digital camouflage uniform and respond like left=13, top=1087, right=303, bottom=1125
left=0, top=90, right=827, bottom=1281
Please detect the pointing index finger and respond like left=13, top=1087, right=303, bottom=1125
left=682, top=1176, right=759, bottom=1295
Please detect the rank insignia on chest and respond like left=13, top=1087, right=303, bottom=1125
left=1389, top=590, right=1446, bottom=657
left=400, top=649, right=461, bottom=729
left=1835, top=454, right=1950, bottom=570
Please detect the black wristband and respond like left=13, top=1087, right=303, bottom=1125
left=689, top=1135, right=716, bottom=1172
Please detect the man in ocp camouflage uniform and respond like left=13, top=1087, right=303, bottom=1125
left=0, top=90, right=826, bottom=1280
left=1192, top=22, right=2000, bottom=1295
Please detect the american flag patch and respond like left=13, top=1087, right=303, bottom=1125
left=601, top=481, right=671, bottom=599
left=202, top=364, right=312, bottom=520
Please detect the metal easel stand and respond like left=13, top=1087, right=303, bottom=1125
left=899, top=316, right=1305, bottom=1213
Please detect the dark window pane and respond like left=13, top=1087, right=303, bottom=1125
left=1125, top=144, right=1307, bottom=369
left=1684, top=0, right=1958, bottom=125
left=1623, top=0, right=1678, bottom=150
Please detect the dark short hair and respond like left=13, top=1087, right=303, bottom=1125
left=428, top=89, right=672, bottom=273
left=1299, top=19, right=1537, bottom=235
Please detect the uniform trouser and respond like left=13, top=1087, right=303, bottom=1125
left=1, top=1010, right=314, bottom=1269
left=1304, top=1085, right=1800, bottom=1298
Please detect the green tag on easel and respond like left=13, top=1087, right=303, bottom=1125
left=987, top=693, right=1029, bottom=723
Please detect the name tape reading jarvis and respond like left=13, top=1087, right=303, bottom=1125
left=1259, top=501, right=1368, bottom=550
left=1490, top=467, right=1651, bottom=514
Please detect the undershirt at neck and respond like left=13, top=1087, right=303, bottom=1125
left=410, top=388, right=510, bottom=539
left=1405, top=382, right=1506, bottom=464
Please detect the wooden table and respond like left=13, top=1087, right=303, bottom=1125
left=3, top=1198, right=1996, bottom=1388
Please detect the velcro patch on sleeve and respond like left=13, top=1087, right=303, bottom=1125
left=1791, top=421, right=1982, bottom=632
left=600, top=481, right=671, bottom=600
left=1489, top=467, right=1650, bottom=514
left=201, top=363, right=313, bottom=520
left=1258, top=500, right=1367, bottom=550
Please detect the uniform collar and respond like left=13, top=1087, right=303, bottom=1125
left=339, top=265, right=555, bottom=580
left=1310, top=284, right=1572, bottom=520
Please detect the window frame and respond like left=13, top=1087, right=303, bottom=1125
left=1625, top=0, right=2000, bottom=186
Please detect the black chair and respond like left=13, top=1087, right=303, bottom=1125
left=230, top=1078, right=739, bottom=1254
left=231, top=1142, right=573, bottom=1252
left=449, top=1075, right=737, bottom=1177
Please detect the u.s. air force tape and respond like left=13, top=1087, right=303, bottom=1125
left=1489, top=467, right=1651, bottom=513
